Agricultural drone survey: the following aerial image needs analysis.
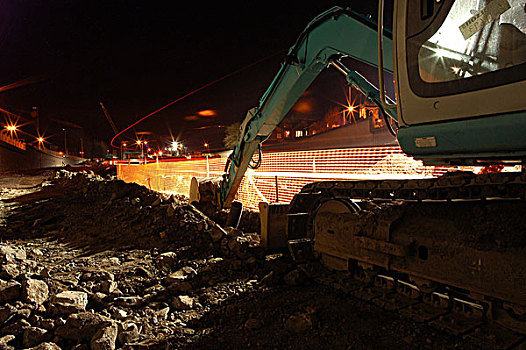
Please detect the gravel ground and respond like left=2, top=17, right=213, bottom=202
left=0, top=169, right=518, bottom=349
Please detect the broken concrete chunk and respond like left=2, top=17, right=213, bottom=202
left=283, top=269, right=307, bottom=286
left=51, top=291, right=88, bottom=314
left=155, top=252, right=178, bottom=271
left=0, top=304, right=17, bottom=324
left=117, top=322, right=140, bottom=345
left=164, top=266, right=196, bottom=284
left=171, top=295, right=195, bottom=310
left=22, top=278, right=49, bottom=305
left=209, top=225, right=226, bottom=243
left=23, top=326, right=51, bottom=348
left=285, top=312, right=313, bottom=333
left=0, top=279, right=21, bottom=302
left=90, top=321, right=118, bottom=350
left=3, top=318, right=31, bottom=335
left=0, top=245, right=27, bottom=263
left=0, top=335, right=15, bottom=347
left=28, top=343, right=62, bottom=350
left=55, top=312, right=112, bottom=342
left=100, top=280, right=118, bottom=294
left=0, top=263, right=20, bottom=279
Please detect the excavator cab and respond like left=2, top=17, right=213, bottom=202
left=393, top=0, right=526, bottom=164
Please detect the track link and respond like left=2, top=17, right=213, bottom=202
left=287, top=171, right=526, bottom=348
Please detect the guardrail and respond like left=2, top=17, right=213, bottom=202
left=0, top=133, right=26, bottom=150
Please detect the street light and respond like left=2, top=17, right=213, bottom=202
left=121, top=142, right=127, bottom=160
left=62, top=128, right=67, bottom=155
left=5, top=124, right=17, bottom=137
left=136, top=140, right=145, bottom=162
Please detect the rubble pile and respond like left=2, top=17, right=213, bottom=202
left=3, top=171, right=260, bottom=258
left=0, top=171, right=298, bottom=349
left=0, top=171, right=488, bottom=349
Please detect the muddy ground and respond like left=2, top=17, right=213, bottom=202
left=0, top=169, right=518, bottom=349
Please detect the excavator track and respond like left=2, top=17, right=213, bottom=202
left=286, top=171, right=526, bottom=348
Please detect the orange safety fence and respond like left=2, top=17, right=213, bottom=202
left=117, top=146, right=451, bottom=210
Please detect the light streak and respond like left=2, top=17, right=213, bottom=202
left=117, top=146, right=452, bottom=209
left=110, top=50, right=285, bottom=150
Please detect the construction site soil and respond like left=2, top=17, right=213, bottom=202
left=0, top=169, right=521, bottom=349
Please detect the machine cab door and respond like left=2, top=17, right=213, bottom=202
left=394, top=0, right=526, bottom=160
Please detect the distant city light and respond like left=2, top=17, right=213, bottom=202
left=5, top=125, right=17, bottom=132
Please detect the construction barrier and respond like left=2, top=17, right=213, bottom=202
left=117, top=146, right=449, bottom=210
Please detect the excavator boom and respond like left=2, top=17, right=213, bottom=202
left=221, top=7, right=395, bottom=207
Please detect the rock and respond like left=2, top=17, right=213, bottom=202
left=167, top=280, right=193, bottom=294
left=51, top=291, right=88, bottom=314
left=90, top=321, right=118, bottom=350
left=227, top=237, right=243, bottom=253
left=164, top=267, right=197, bottom=284
left=114, top=296, right=142, bottom=307
left=2, top=318, right=31, bottom=335
left=18, top=307, right=32, bottom=319
left=90, top=292, right=109, bottom=309
left=166, top=203, right=176, bottom=217
left=112, top=309, right=128, bottom=320
left=154, top=307, right=170, bottom=320
left=0, top=263, right=19, bottom=279
left=108, top=257, right=120, bottom=265
left=0, top=245, right=26, bottom=263
left=155, top=252, right=178, bottom=271
left=0, top=304, right=17, bottom=324
left=0, top=335, right=15, bottom=347
left=244, top=318, right=262, bottom=330
left=209, top=225, right=226, bottom=243
left=55, top=312, right=112, bottom=342
left=171, top=295, right=195, bottom=310
left=285, top=313, right=313, bottom=333
left=100, top=280, right=118, bottom=294
left=0, top=279, right=21, bottom=302
left=283, top=269, right=307, bottom=286
left=29, top=342, right=62, bottom=350
left=260, top=271, right=275, bottom=285
left=117, top=322, right=140, bottom=345
left=21, top=278, right=49, bottom=305
left=38, top=319, right=55, bottom=331
left=133, top=267, right=152, bottom=278
left=23, top=327, right=50, bottom=348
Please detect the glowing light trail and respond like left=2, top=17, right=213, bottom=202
left=117, top=146, right=451, bottom=209
left=111, top=51, right=285, bottom=150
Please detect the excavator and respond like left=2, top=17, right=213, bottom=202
left=193, top=0, right=526, bottom=339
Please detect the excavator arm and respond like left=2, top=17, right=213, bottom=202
left=221, top=6, right=396, bottom=207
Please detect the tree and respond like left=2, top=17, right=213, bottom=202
left=223, top=122, right=241, bottom=149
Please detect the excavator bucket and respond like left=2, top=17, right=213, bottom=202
left=189, top=176, right=222, bottom=213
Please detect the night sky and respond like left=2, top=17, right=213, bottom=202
left=0, top=1, right=380, bottom=152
